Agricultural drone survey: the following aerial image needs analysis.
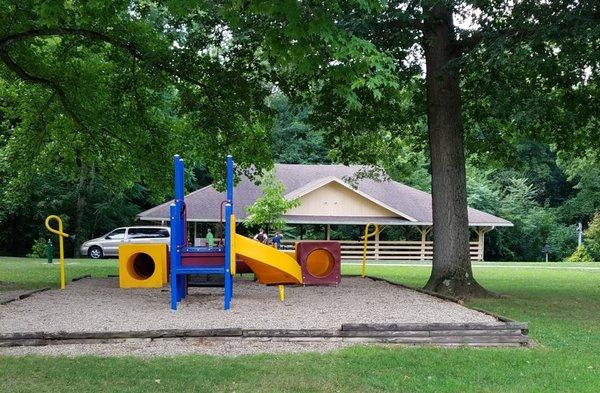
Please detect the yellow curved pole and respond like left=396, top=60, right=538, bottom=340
left=361, top=223, right=379, bottom=278
left=45, top=215, right=69, bottom=289
left=229, top=214, right=236, bottom=275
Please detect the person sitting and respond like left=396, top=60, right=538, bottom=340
left=272, top=230, right=283, bottom=249
left=253, top=228, right=267, bottom=244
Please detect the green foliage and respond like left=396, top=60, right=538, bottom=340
left=465, top=169, right=578, bottom=262
left=566, top=245, right=592, bottom=263
left=495, top=178, right=551, bottom=261
left=2, top=0, right=398, bottom=200
left=269, top=94, right=330, bottom=164
left=466, top=167, right=502, bottom=215
left=0, top=165, right=151, bottom=256
left=0, top=0, right=398, bottom=256
left=244, top=171, right=300, bottom=231
left=558, top=152, right=600, bottom=224
left=546, top=224, right=578, bottom=261
left=584, top=213, right=600, bottom=261
left=379, top=140, right=431, bottom=192
left=26, top=238, right=48, bottom=258
left=461, top=3, right=600, bottom=159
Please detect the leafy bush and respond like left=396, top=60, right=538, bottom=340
left=495, top=178, right=556, bottom=261
left=27, top=238, right=50, bottom=258
left=547, top=224, right=578, bottom=261
left=584, top=212, right=600, bottom=261
left=565, top=245, right=592, bottom=262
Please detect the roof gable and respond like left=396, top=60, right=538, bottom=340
left=285, top=177, right=417, bottom=221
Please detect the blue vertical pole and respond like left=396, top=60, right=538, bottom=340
left=174, top=155, right=185, bottom=201
left=223, top=155, right=234, bottom=309
left=170, top=155, right=186, bottom=310
left=224, top=202, right=232, bottom=310
left=169, top=203, right=179, bottom=310
left=174, top=156, right=186, bottom=247
left=226, top=155, right=234, bottom=205
left=177, top=156, right=187, bottom=302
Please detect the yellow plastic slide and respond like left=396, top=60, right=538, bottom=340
left=233, top=234, right=302, bottom=285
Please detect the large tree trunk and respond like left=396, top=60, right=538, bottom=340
left=422, top=3, right=490, bottom=298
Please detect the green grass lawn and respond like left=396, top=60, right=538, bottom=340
left=1, top=258, right=599, bottom=392
left=0, top=257, right=117, bottom=292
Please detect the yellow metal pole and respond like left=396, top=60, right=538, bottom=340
left=45, top=215, right=69, bottom=290
left=59, top=231, right=65, bottom=289
left=229, top=214, right=236, bottom=275
left=278, top=285, right=285, bottom=301
left=361, top=223, right=379, bottom=278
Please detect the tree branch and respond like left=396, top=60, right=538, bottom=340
left=0, top=28, right=214, bottom=91
left=0, top=48, right=131, bottom=147
left=376, top=17, right=424, bottom=33
left=457, top=27, right=537, bottom=54
left=0, top=48, right=81, bottom=124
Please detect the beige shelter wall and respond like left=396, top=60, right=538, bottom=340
left=286, top=182, right=399, bottom=218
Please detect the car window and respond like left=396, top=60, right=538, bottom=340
left=128, top=228, right=170, bottom=239
left=156, top=229, right=170, bottom=238
left=107, top=228, right=126, bottom=239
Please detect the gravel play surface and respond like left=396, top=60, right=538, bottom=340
left=0, top=276, right=497, bottom=334
left=1, top=277, right=500, bottom=356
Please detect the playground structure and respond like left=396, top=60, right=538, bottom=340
left=118, top=154, right=342, bottom=310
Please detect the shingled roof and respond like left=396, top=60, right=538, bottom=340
left=137, top=163, right=512, bottom=227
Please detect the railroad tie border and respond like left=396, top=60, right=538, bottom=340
left=0, top=322, right=529, bottom=348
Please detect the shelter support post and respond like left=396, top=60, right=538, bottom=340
left=326, top=224, right=331, bottom=240
left=417, top=226, right=432, bottom=261
left=374, top=229, right=380, bottom=261
left=474, top=226, right=493, bottom=261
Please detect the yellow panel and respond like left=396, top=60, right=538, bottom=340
left=118, top=243, right=168, bottom=288
left=234, top=234, right=302, bottom=285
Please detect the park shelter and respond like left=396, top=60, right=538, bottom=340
left=137, top=163, right=512, bottom=261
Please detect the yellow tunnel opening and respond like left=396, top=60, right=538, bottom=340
left=127, top=252, right=156, bottom=280
left=305, top=249, right=335, bottom=278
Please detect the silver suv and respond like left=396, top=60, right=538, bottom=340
left=81, top=226, right=170, bottom=259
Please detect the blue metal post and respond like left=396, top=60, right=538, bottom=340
left=223, top=155, right=234, bottom=309
left=223, top=202, right=232, bottom=310
left=174, top=155, right=185, bottom=201
left=170, top=155, right=186, bottom=310
left=174, top=156, right=186, bottom=247
left=169, top=202, right=179, bottom=310
left=226, top=155, right=234, bottom=205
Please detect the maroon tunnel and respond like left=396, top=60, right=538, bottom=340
left=295, top=241, right=341, bottom=285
